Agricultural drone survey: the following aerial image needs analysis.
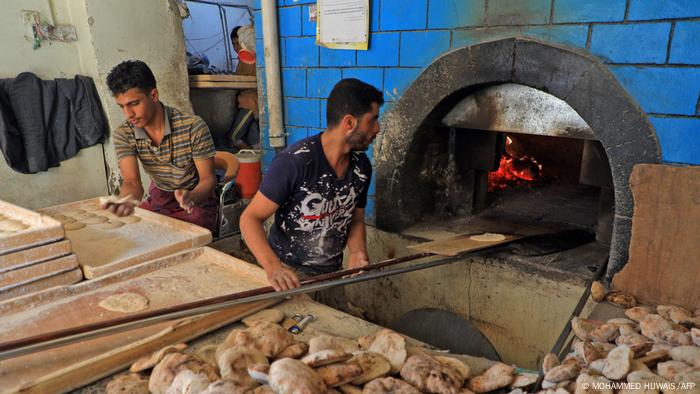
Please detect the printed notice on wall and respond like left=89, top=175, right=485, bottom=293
left=316, top=0, right=369, bottom=50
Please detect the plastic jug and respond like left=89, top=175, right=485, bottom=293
left=235, top=149, right=261, bottom=199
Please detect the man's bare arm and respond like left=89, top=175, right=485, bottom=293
left=107, top=156, right=144, bottom=216
left=240, top=192, right=300, bottom=291
left=346, top=208, right=369, bottom=269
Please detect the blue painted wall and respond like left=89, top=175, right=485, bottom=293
left=253, top=0, right=700, bottom=219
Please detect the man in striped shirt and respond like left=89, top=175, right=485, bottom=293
left=103, top=60, right=217, bottom=231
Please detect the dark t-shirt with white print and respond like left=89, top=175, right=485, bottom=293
left=258, top=134, right=372, bottom=275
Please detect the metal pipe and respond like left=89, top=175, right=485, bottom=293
left=262, top=0, right=286, bottom=148
left=217, top=5, right=232, bottom=72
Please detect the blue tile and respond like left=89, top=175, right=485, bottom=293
left=320, top=99, right=328, bottom=128
left=610, top=66, right=700, bottom=115
left=428, top=0, right=485, bottom=28
left=590, top=23, right=671, bottom=64
left=384, top=68, right=422, bottom=101
left=670, top=22, right=700, bottom=65
left=370, top=0, right=380, bottom=32
left=357, top=32, right=400, bottom=67
left=308, top=68, right=342, bottom=98
left=628, top=0, right=700, bottom=21
left=285, top=0, right=316, bottom=4
left=278, top=6, right=302, bottom=37
left=320, top=47, right=356, bottom=67
left=284, top=37, right=319, bottom=67
left=286, top=126, right=309, bottom=145
left=285, top=97, right=321, bottom=127
left=649, top=116, right=700, bottom=164
left=302, top=5, right=316, bottom=36
left=400, top=30, right=451, bottom=67
left=281, top=68, right=306, bottom=97
left=342, top=68, right=384, bottom=91
left=307, top=128, right=325, bottom=137
left=486, top=0, right=550, bottom=25
left=380, top=0, right=427, bottom=30
left=553, top=0, right=626, bottom=22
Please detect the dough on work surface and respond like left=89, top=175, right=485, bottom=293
left=73, top=212, right=96, bottom=220
left=64, top=221, right=86, bottom=231
left=469, top=232, right=506, bottom=242
left=100, top=220, right=125, bottom=229
left=81, top=215, right=109, bottom=225
left=82, top=203, right=101, bottom=211
left=0, top=219, right=29, bottom=232
left=99, top=292, right=150, bottom=313
left=63, top=208, right=85, bottom=216
left=121, top=215, right=143, bottom=224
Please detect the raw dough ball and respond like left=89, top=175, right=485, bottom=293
left=99, top=292, right=150, bottom=313
left=121, top=215, right=142, bottom=224
left=81, top=215, right=109, bottom=225
left=73, top=212, right=96, bottom=221
left=469, top=232, right=506, bottom=242
left=100, top=220, right=125, bottom=229
left=64, top=221, right=86, bottom=231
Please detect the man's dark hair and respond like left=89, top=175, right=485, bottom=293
left=106, top=60, right=157, bottom=96
left=230, top=26, right=242, bottom=43
left=326, top=78, right=384, bottom=128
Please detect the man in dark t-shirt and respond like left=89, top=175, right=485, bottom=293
left=240, top=79, right=383, bottom=291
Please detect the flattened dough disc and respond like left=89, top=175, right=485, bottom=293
left=99, top=292, right=149, bottom=313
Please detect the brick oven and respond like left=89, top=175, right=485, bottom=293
left=374, top=37, right=662, bottom=281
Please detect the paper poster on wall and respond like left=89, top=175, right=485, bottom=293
left=316, top=0, right=369, bottom=50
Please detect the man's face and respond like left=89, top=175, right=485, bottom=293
left=346, top=102, right=380, bottom=151
left=114, top=88, right=158, bottom=129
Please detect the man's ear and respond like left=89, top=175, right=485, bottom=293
left=149, top=88, right=159, bottom=103
left=341, top=114, right=357, bottom=131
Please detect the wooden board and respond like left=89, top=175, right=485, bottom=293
left=0, top=200, right=64, bottom=255
left=0, top=254, right=78, bottom=289
left=0, top=247, right=280, bottom=394
left=38, top=198, right=212, bottom=279
left=408, top=233, right=522, bottom=256
left=189, top=81, right=258, bottom=89
left=612, top=164, right=700, bottom=310
left=188, top=74, right=256, bottom=82
left=0, top=267, right=83, bottom=302
left=0, top=239, right=71, bottom=273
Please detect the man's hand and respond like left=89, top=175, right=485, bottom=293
left=100, top=195, right=139, bottom=217
left=266, top=263, right=300, bottom=292
left=348, top=250, right=370, bottom=270
left=174, top=189, right=195, bottom=214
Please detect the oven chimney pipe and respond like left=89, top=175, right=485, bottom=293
left=261, top=0, right=286, bottom=148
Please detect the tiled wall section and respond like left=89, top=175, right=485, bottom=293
left=254, top=0, right=700, bottom=219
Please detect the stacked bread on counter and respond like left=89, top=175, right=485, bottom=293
left=0, top=199, right=82, bottom=302
left=535, top=287, right=700, bottom=394
left=106, top=309, right=535, bottom=394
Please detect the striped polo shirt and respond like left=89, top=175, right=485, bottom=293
left=112, top=104, right=215, bottom=192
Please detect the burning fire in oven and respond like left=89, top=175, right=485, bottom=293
left=488, top=136, right=543, bottom=192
